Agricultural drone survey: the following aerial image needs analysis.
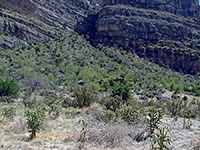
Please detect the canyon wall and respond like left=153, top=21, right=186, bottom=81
left=95, top=1, right=200, bottom=74
left=102, top=0, right=199, bottom=17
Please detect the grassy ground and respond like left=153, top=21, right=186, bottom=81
left=0, top=92, right=200, bottom=150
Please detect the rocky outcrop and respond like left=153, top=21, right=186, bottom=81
left=96, top=5, right=200, bottom=44
left=0, top=0, right=102, bottom=49
left=138, top=43, right=200, bottom=74
left=102, top=0, right=199, bottom=17
left=95, top=3, right=200, bottom=74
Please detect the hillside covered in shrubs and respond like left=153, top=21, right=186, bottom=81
left=0, top=0, right=200, bottom=150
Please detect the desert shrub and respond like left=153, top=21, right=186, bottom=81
left=21, top=91, right=36, bottom=108
left=183, top=117, right=192, bottom=129
left=0, top=78, right=20, bottom=103
left=0, top=96, right=13, bottom=103
left=111, top=82, right=131, bottom=101
left=1, top=106, right=16, bottom=121
left=44, top=93, right=62, bottom=119
left=116, top=105, right=143, bottom=124
left=150, top=127, right=172, bottom=150
left=24, top=107, right=46, bottom=139
left=98, top=110, right=116, bottom=122
left=26, top=77, right=46, bottom=92
left=62, top=96, right=77, bottom=108
left=102, top=95, right=124, bottom=112
left=181, top=101, right=196, bottom=129
left=183, top=100, right=199, bottom=119
left=146, top=108, right=163, bottom=134
left=72, top=85, right=96, bottom=108
left=88, top=122, right=129, bottom=147
left=166, top=94, right=188, bottom=120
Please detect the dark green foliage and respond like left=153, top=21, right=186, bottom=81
left=72, top=85, right=96, bottom=108
left=146, top=108, right=163, bottom=134
left=102, top=95, right=123, bottom=112
left=193, top=85, right=200, bottom=96
left=151, top=127, right=172, bottom=150
left=111, top=82, right=131, bottom=101
left=116, top=105, right=142, bottom=124
left=0, top=30, right=199, bottom=96
left=24, top=107, right=46, bottom=139
left=0, top=78, right=20, bottom=103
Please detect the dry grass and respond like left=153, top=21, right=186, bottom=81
left=0, top=101, right=200, bottom=150
left=87, top=121, right=131, bottom=148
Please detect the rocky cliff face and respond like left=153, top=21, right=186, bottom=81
left=0, top=0, right=101, bottom=49
left=0, top=0, right=200, bottom=74
left=102, top=0, right=199, bottom=17
left=95, top=1, right=200, bottom=74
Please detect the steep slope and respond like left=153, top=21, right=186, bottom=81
left=0, top=0, right=101, bottom=49
left=0, top=31, right=199, bottom=96
left=0, top=0, right=200, bottom=74
left=94, top=1, right=200, bottom=74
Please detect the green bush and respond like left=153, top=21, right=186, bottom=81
left=102, top=95, right=124, bottom=112
left=98, top=110, right=116, bottom=122
left=24, top=108, right=46, bottom=139
left=0, top=78, right=20, bottom=103
left=72, top=85, right=96, bottom=108
left=111, top=82, right=131, bottom=101
left=116, top=105, right=142, bottom=124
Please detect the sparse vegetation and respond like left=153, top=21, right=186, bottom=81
left=1, top=106, right=16, bottom=121
left=0, top=1, right=200, bottom=149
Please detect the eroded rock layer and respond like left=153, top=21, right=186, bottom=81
left=95, top=2, right=200, bottom=74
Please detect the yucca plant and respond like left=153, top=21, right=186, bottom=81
left=151, top=127, right=172, bottom=150
left=146, top=108, right=163, bottom=134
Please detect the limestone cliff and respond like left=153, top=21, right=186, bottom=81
left=0, top=0, right=101, bottom=49
left=95, top=1, right=200, bottom=74
left=102, top=0, right=199, bottom=17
